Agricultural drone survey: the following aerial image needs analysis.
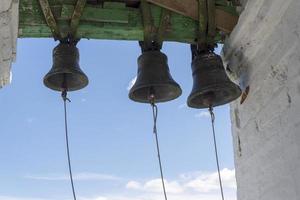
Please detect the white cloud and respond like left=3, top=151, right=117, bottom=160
left=143, top=179, right=183, bottom=194
left=16, top=169, right=236, bottom=200
left=185, top=168, right=236, bottom=192
left=25, top=172, right=121, bottom=181
left=195, top=111, right=210, bottom=119
left=127, top=76, right=137, bottom=91
left=126, top=181, right=142, bottom=189
left=82, top=197, right=108, bottom=200
left=0, top=196, right=47, bottom=200
left=0, top=194, right=237, bottom=200
left=125, top=168, right=236, bottom=195
left=81, top=192, right=237, bottom=200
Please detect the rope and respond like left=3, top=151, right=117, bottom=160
left=209, top=106, right=225, bottom=200
left=150, top=101, right=168, bottom=200
left=61, top=90, right=77, bottom=200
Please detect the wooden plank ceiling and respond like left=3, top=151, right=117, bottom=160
left=19, top=0, right=240, bottom=43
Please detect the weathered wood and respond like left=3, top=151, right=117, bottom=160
left=38, top=0, right=61, bottom=39
left=207, top=0, right=216, bottom=43
left=61, top=5, right=129, bottom=23
left=146, top=0, right=238, bottom=33
left=70, top=0, right=87, bottom=38
left=140, top=0, right=154, bottom=48
left=20, top=0, right=235, bottom=43
left=19, top=3, right=201, bottom=43
left=215, top=8, right=238, bottom=33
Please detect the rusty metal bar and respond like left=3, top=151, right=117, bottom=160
left=155, top=9, right=171, bottom=49
left=70, top=0, right=87, bottom=39
left=198, top=0, right=208, bottom=46
left=140, top=0, right=154, bottom=49
left=207, top=0, right=216, bottom=45
left=38, top=0, right=61, bottom=40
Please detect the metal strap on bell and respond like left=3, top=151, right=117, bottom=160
left=129, top=50, right=182, bottom=103
left=43, top=42, right=89, bottom=91
left=187, top=51, right=241, bottom=108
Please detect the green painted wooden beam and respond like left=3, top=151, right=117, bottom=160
left=19, top=2, right=200, bottom=43
left=19, top=0, right=229, bottom=43
left=61, top=6, right=130, bottom=24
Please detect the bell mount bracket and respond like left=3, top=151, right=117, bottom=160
left=191, top=0, right=217, bottom=60
left=139, top=0, right=172, bottom=52
left=38, top=0, right=86, bottom=44
left=38, top=0, right=61, bottom=40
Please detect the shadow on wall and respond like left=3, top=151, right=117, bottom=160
left=221, top=42, right=251, bottom=104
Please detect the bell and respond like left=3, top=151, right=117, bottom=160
left=43, top=42, right=89, bottom=91
left=129, top=50, right=182, bottom=103
left=187, top=51, right=241, bottom=108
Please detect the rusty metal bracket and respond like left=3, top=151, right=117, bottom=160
left=70, top=0, right=87, bottom=39
left=140, top=0, right=155, bottom=51
left=207, top=0, right=216, bottom=44
left=140, top=1, right=171, bottom=51
left=194, top=0, right=216, bottom=54
left=155, top=9, right=171, bottom=49
left=198, top=0, right=208, bottom=47
left=38, top=0, right=61, bottom=40
left=39, top=0, right=86, bottom=41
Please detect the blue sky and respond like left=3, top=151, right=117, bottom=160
left=0, top=39, right=236, bottom=200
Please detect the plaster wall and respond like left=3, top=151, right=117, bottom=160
left=0, top=0, right=18, bottom=88
left=1, top=0, right=300, bottom=198
left=222, top=0, right=300, bottom=199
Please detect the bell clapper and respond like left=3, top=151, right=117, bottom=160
left=208, top=106, right=225, bottom=200
left=149, top=93, right=168, bottom=200
left=61, top=88, right=77, bottom=200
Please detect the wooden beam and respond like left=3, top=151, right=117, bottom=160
left=146, top=0, right=238, bottom=33
left=61, top=5, right=129, bottom=24
left=140, top=0, right=154, bottom=49
left=215, top=8, right=238, bottom=33
left=19, top=2, right=225, bottom=43
left=38, top=0, right=61, bottom=39
left=70, top=0, right=87, bottom=38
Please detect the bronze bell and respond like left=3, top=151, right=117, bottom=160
left=187, top=51, right=241, bottom=108
left=129, top=50, right=182, bottom=103
left=43, top=42, right=89, bottom=91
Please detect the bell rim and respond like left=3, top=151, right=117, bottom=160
left=187, top=83, right=242, bottom=109
left=43, top=71, right=89, bottom=92
left=129, top=82, right=182, bottom=103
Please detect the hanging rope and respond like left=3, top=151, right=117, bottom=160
left=61, top=90, right=77, bottom=200
left=208, top=106, right=225, bottom=200
left=150, top=99, right=168, bottom=200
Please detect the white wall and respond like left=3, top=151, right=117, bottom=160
left=222, top=0, right=300, bottom=199
left=1, top=0, right=300, bottom=198
left=0, top=0, right=18, bottom=88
